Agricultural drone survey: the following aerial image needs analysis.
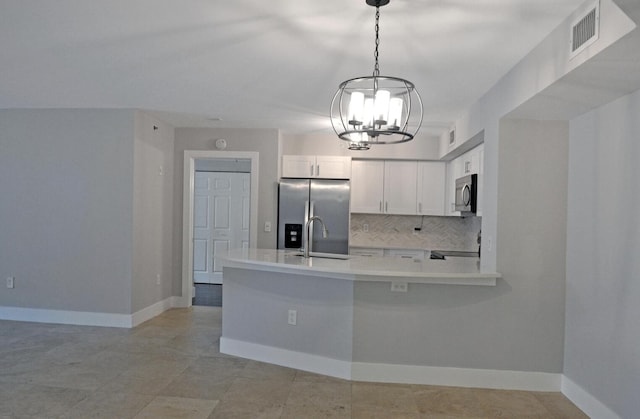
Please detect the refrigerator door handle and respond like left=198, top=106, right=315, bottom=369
left=308, top=200, right=315, bottom=250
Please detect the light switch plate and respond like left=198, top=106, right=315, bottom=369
left=7, top=276, right=15, bottom=289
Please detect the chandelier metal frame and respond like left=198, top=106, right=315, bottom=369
left=330, top=0, right=423, bottom=150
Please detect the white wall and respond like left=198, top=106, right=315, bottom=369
left=280, top=132, right=441, bottom=160
left=449, top=0, right=636, bottom=274
left=351, top=120, right=569, bottom=374
left=564, top=89, right=640, bottom=418
left=132, top=112, right=175, bottom=313
left=0, top=109, right=135, bottom=314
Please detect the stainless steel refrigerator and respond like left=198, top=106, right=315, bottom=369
left=277, top=179, right=350, bottom=254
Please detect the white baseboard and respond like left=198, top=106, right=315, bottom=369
left=220, top=337, right=352, bottom=380
left=0, top=297, right=179, bottom=328
left=220, top=337, right=561, bottom=391
left=352, top=362, right=561, bottom=391
left=561, top=375, right=621, bottom=419
left=130, top=297, right=180, bottom=327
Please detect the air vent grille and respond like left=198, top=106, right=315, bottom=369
left=570, top=2, right=599, bottom=58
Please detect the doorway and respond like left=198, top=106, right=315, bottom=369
left=182, top=151, right=259, bottom=307
left=193, top=170, right=250, bottom=284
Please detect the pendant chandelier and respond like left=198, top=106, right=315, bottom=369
left=330, top=0, right=423, bottom=151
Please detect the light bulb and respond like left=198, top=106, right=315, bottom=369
left=363, top=98, right=374, bottom=129
left=374, top=90, right=390, bottom=126
left=387, top=97, right=403, bottom=130
left=348, top=92, right=364, bottom=127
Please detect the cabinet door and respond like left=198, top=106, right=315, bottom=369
left=416, top=162, right=445, bottom=216
left=350, top=247, right=384, bottom=257
left=316, top=156, right=351, bottom=179
left=384, top=248, right=426, bottom=260
left=383, top=161, right=417, bottom=215
left=351, top=160, right=384, bottom=213
left=282, top=155, right=315, bottom=178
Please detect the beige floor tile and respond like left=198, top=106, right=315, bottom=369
left=220, top=377, right=292, bottom=405
left=412, top=385, right=490, bottom=417
left=207, top=376, right=291, bottom=418
left=474, top=388, right=554, bottom=418
left=0, top=382, right=90, bottom=418
left=352, top=381, right=420, bottom=415
left=158, top=372, right=236, bottom=400
left=280, top=403, right=351, bottom=419
left=133, top=396, right=218, bottom=419
left=534, top=392, right=590, bottom=418
left=59, top=391, right=155, bottom=419
left=164, top=333, right=221, bottom=357
left=281, top=379, right=351, bottom=419
left=184, top=355, right=248, bottom=378
left=98, top=372, right=177, bottom=396
left=351, top=407, right=420, bottom=419
left=208, top=403, right=284, bottom=419
left=286, top=379, right=351, bottom=407
left=29, top=362, right=123, bottom=391
left=240, top=360, right=297, bottom=382
left=0, top=309, right=590, bottom=419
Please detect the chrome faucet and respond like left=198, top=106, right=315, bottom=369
left=302, top=216, right=328, bottom=258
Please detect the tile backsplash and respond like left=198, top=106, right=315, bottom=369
left=350, top=214, right=481, bottom=251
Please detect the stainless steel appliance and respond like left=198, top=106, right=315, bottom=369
left=277, top=179, right=350, bottom=254
left=455, top=174, right=477, bottom=214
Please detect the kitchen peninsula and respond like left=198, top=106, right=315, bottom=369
left=217, top=249, right=520, bottom=388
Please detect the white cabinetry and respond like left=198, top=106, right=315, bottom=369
left=282, top=155, right=351, bottom=179
left=351, top=160, right=417, bottom=215
left=384, top=248, right=426, bottom=260
left=383, top=161, right=418, bottom=215
left=416, top=162, right=445, bottom=216
left=350, top=160, right=385, bottom=213
left=349, top=247, right=385, bottom=257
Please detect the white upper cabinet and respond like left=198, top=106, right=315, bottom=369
left=416, top=162, right=446, bottom=216
left=383, top=161, right=418, bottom=215
left=282, top=155, right=351, bottom=179
left=351, top=160, right=418, bottom=215
left=351, top=160, right=385, bottom=213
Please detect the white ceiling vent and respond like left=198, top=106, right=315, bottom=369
left=570, top=1, right=600, bottom=59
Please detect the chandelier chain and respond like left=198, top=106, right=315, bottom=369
left=373, top=6, right=380, bottom=78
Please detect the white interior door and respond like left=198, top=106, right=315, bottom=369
left=193, top=171, right=250, bottom=284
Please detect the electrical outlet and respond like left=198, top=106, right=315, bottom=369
left=6, top=276, right=15, bottom=289
left=363, top=223, right=369, bottom=232
left=288, top=309, right=297, bottom=325
left=156, top=274, right=161, bottom=285
left=390, top=281, right=408, bottom=292
left=264, top=221, right=271, bottom=232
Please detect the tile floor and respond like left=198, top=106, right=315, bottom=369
left=0, top=307, right=588, bottom=418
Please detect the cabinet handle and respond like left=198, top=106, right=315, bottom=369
left=310, top=165, right=314, bottom=177
left=418, top=202, right=422, bottom=213
left=316, top=164, right=320, bottom=177
left=385, top=202, right=388, bottom=213
left=379, top=201, right=383, bottom=213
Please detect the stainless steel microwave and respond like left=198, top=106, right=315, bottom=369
left=455, top=174, right=477, bottom=214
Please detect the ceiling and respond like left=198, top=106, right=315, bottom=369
left=0, top=0, right=590, bottom=138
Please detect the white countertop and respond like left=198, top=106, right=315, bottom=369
left=218, top=248, right=501, bottom=286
